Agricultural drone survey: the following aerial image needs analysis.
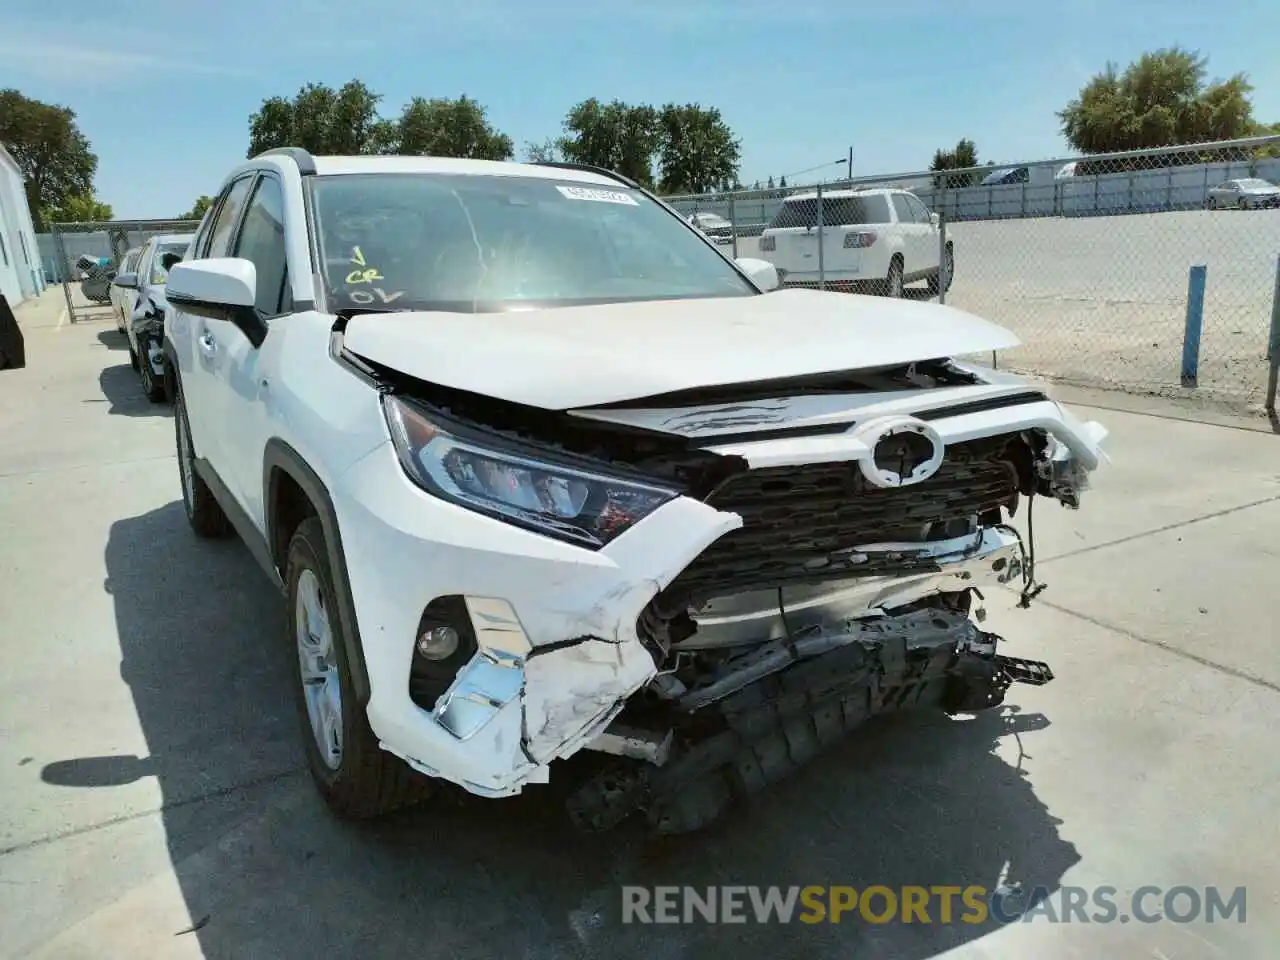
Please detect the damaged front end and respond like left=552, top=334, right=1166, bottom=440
left=349, top=343, right=1105, bottom=833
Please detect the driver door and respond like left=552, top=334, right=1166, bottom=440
left=175, top=174, right=256, bottom=476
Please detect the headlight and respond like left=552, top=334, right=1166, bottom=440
left=383, top=396, right=679, bottom=548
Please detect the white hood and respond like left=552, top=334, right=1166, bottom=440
left=341, top=288, right=1021, bottom=410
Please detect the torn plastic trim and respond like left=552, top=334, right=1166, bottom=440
left=695, top=400, right=1107, bottom=473
left=684, top=526, right=1022, bottom=650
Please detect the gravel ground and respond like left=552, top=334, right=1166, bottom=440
left=736, top=209, right=1280, bottom=409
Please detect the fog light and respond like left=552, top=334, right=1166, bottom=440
left=417, top=625, right=460, bottom=660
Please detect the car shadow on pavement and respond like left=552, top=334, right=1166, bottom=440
left=96, top=329, right=128, bottom=351
left=42, top=500, right=1081, bottom=958
left=97, top=361, right=170, bottom=418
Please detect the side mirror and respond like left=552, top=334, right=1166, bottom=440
left=112, top=272, right=138, bottom=290
left=167, top=258, right=267, bottom=348
left=736, top=257, right=780, bottom=292
left=930, top=212, right=940, bottom=227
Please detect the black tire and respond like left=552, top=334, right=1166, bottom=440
left=128, top=342, right=139, bottom=371
left=1238, top=198, right=1248, bottom=210
left=173, top=382, right=233, bottom=539
left=927, top=244, right=954, bottom=296
left=285, top=516, right=432, bottom=819
left=138, top=336, right=167, bottom=403
left=879, top=256, right=904, bottom=298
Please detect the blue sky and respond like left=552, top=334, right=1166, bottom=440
left=4, top=0, right=1279, bottom=218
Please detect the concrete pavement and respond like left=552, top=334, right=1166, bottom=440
left=2, top=286, right=1278, bottom=959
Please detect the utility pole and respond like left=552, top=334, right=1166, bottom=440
left=847, top=146, right=853, bottom=181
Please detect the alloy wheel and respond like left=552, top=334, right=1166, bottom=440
left=295, top=569, right=344, bottom=770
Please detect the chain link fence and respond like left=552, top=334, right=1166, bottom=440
left=48, top=219, right=200, bottom=325
left=668, top=135, right=1280, bottom=411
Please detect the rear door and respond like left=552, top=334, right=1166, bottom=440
left=888, top=194, right=924, bottom=273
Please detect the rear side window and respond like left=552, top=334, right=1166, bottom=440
left=890, top=195, right=913, bottom=223
left=768, top=194, right=892, bottom=229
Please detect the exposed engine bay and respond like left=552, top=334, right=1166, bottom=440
left=342, top=325, right=1105, bottom=833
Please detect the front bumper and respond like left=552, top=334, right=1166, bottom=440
left=334, top=395, right=1105, bottom=799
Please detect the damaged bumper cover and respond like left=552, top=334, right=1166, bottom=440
left=333, top=393, right=1105, bottom=799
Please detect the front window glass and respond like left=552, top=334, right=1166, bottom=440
left=149, top=242, right=190, bottom=284
left=309, top=173, right=755, bottom=313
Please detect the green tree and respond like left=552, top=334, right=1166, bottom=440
left=0, top=89, right=99, bottom=231
left=44, top=193, right=113, bottom=225
left=523, top=138, right=562, bottom=163
left=557, top=99, right=661, bottom=186
left=1058, top=48, right=1256, bottom=154
left=779, top=175, right=787, bottom=188
left=930, top=138, right=981, bottom=188
left=382, top=96, right=513, bottom=160
left=180, top=195, right=214, bottom=221
left=248, top=80, right=384, bottom=156
left=656, top=103, right=741, bottom=195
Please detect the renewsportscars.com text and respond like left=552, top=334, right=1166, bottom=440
left=621, top=885, right=1247, bottom=925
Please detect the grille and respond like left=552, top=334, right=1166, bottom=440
left=660, top=436, right=1021, bottom=603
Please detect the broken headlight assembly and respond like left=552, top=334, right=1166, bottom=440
left=383, top=395, right=679, bottom=548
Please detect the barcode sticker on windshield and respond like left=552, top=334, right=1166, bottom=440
left=556, top=185, right=638, bottom=205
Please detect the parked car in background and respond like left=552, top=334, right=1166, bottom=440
left=980, top=166, right=1030, bottom=186
left=686, top=211, right=734, bottom=244
left=110, top=233, right=192, bottom=402
left=1205, top=178, right=1280, bottom=209
left=160, top=148, right=1104, bottom=835
left=757, top=187, right=952, bottom=297
left=111, top=246, right=142, bottom=331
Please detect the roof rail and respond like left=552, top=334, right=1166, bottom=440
left=530, top=161, right=639, bottom=190
left=255, top=147, right=317, bottom=176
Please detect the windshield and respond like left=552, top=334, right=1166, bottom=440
left=309, top=173, right=755, bottom=313
left=149, top=241, right=189, bottom=284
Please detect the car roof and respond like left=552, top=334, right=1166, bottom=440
left=146, top=233, right=195, bottom=247
left=308, top=155, right=624, bottom=187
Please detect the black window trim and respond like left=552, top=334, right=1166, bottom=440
left=230, top=171, right=294, bottom=321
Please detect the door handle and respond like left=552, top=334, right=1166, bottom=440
left=197, top=332, right=217, bottom=357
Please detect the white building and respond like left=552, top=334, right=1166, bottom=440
left=0, top=144, right=45, bottom=306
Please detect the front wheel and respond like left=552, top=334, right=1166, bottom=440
left=138, top=336, right=166, bottom=403
left=286, top=516, right=432, bottom=819
left=927, top=245, right=954, bottom=296
left=1238, top=198, right=1249, bottom=210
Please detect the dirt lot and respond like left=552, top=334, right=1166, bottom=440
left=736, top=209, right=1280, bottom=409
left=2, top=290, right=1279, bottom=959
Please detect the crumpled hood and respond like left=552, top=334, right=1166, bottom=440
left=342, top=288, right=1021, bottom=410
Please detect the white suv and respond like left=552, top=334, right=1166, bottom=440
left=758, top=187, right=953, bottom=297
left=163, top=148, right=1105, bottom=833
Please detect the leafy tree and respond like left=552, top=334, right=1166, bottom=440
left=44, top=193, right=113, bottom=224
left=381, top=96, right=513, bottom=160
left=656, top=103, right=741, bottom=195
left=246, top=82, right=510, bottom=160
left=1059, top=48, right=1256, bottom=154
left=523, top=138, right=562, bottom=163
left=930, top=138, right=981, bottom=188
left=779, top=175, right=787, bottom=188
left=180, top=195, right=214, bottom=221
left=0, top=89, right=99, bottom=231
left=766, top=176, right=775, bottom=189
left=248, top=81, right=384, bottom=156
left=557, top=99, right=662, bottom=186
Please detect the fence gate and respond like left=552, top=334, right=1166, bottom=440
left=50, top=218, right=201, bottom=325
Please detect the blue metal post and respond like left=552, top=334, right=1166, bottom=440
left=1181, top=264, right=1207, bottom=387
left=1266, top=256, right=1280, bottom=415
